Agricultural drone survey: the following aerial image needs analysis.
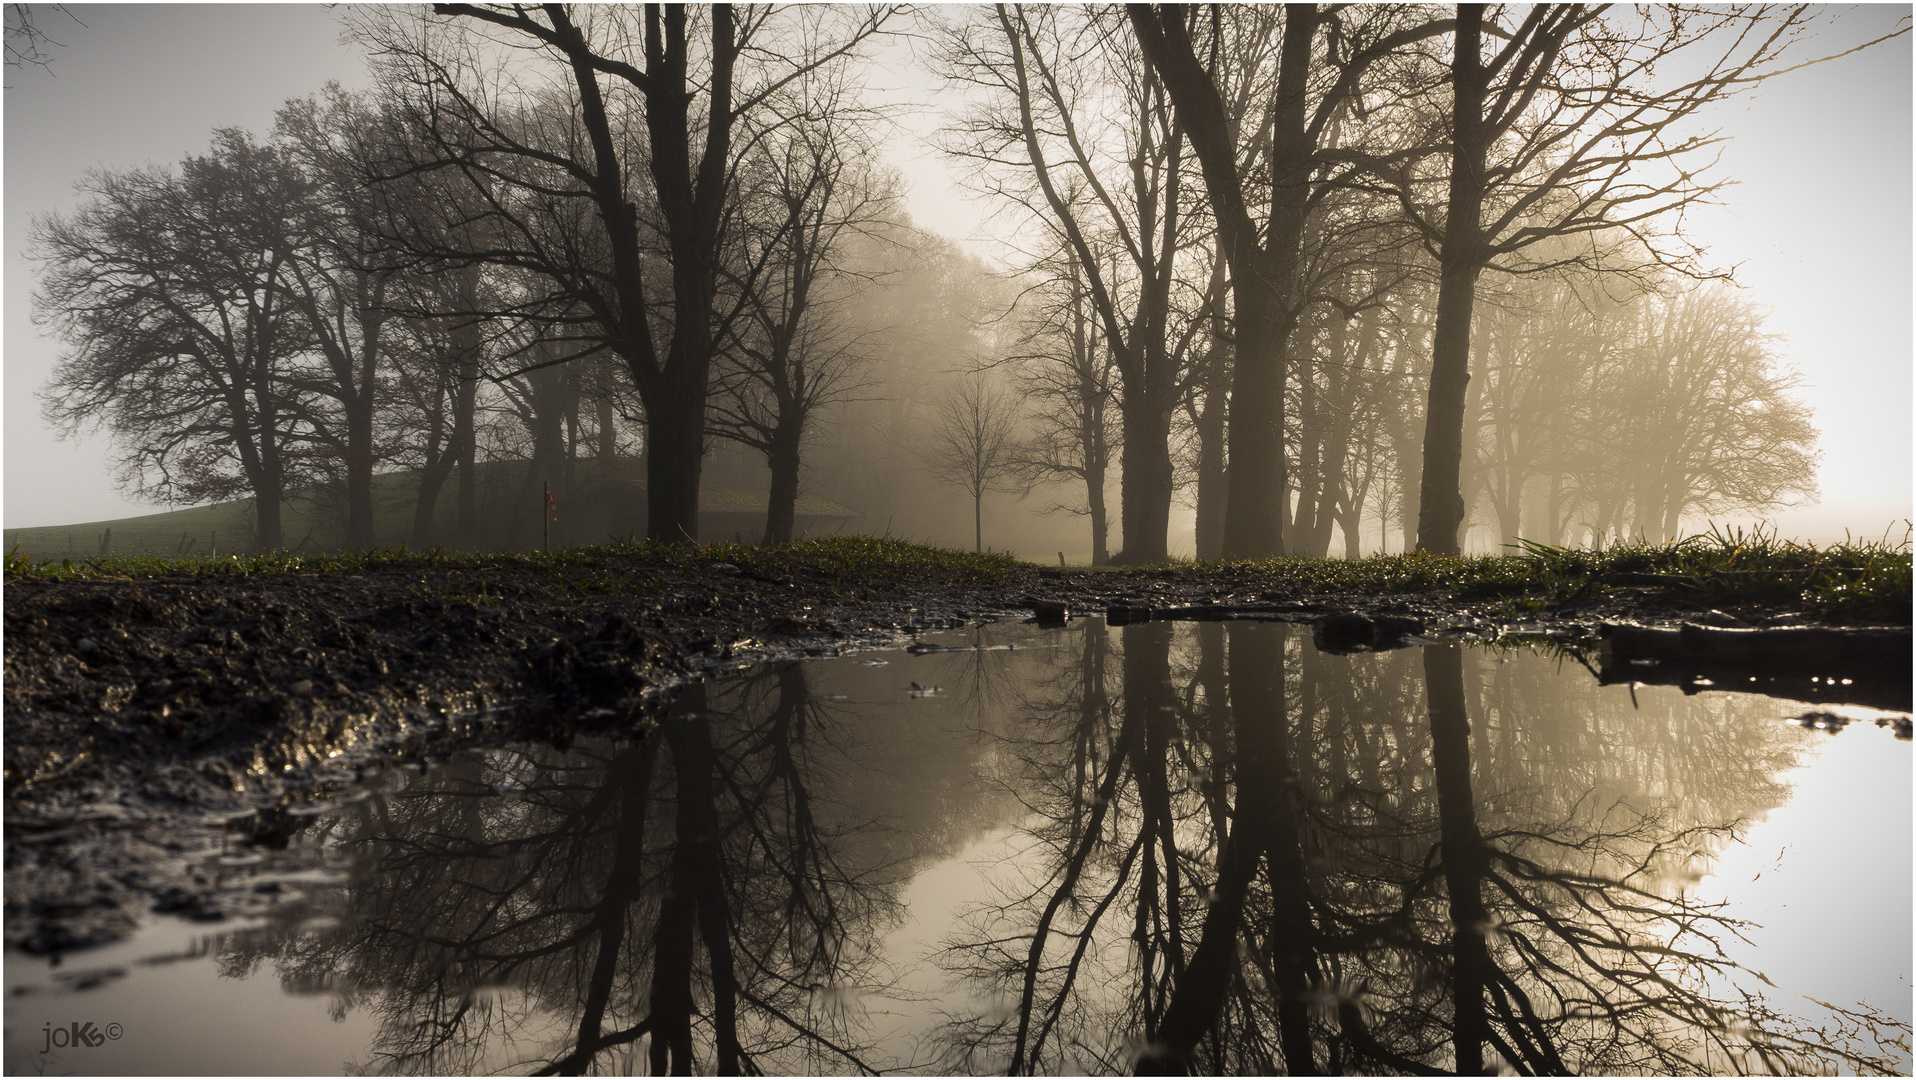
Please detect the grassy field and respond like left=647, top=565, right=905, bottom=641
left=3, top=461, right=584, bottom=559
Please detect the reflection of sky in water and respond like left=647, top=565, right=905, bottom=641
left=4, top=621, right=1906, bottom=1075
left=1700, top=722, right=1911, bottom=1030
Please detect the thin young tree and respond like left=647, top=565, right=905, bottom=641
left=942, top=5, right=1210, bottom=564
left=923, top=373, right=1025, bottom=554
left=1007, top=255, right=1119, bottom=566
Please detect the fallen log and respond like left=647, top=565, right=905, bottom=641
left=1595, top=659, right=1912, bottom=713
left=1598, top=622, right=1911, bottom=712
left=1600, top=623, right=1911, bottom=671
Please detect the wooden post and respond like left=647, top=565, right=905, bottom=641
left=1059, top=551, right=1066, bottom=568
left=543, top=480, right=551, bottom=552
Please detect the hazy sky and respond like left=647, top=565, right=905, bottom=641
left=6, top=4, right=1910, bottom=541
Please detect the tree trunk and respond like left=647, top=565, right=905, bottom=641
left=1224, top=282, right=1291, bottom=558
left=1192, top=252, right=1230, bottom=563
left=255, top=406, right=285, bottom=552
left=973, top=490, right=983, bottom=553
left=1088, top=447, right=1111, bottom=566
left=1340, top=493, right=1363, bottom=559
left=1291, top=315, right=1324, bottom=553
left=1194, top=355, right=1227, bottom=562
left=345, top=392, right=376, bottom=550
left=596, top=391, right=617, bottom=466
left=452, top=358, right=479, bottom=549
left=762, top=426, right=801, bottom=545
left=1546, top=474, right=1564, bottom=547
left=411, top=402, right=453, bottom=549
left=1416, top=7, right=1489, bottom=555
left=1118, top=400, right=1175, bottom=564
left=647, top=387, right=706, bottom=544
left=1129, top=5, right=1315, bottom=561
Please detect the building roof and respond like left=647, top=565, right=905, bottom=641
left=698, top=486, right=860, bottom=518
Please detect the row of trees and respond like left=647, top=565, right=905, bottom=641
left=36, top=8, right=980, bottom=551
left=944, top=3, right=1854, bottom=560
left=36, top=5, right=1877, bottom=557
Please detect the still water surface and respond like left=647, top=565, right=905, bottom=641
left=6, top=619, right=1908, bottom=1075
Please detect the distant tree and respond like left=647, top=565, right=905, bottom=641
left=808, top=229, right=1011, bottom=535
left=34, top=131, right=313, bottom=550
left=710, top=72, right=898, bottom=545
left=923, top=373, right=1025, bottom=553
left=274, top=86, right=402, bottom=550
left=1612, top=282, right=1819, bottom=541
left=1007, top=256, right=1119, bottom=565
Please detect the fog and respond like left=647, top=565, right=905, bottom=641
left=5, top=5, right=1910, bottom=560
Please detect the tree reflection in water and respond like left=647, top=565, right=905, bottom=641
left=221, top=662, right=976, bottom=1076
left=937, top=622, right=1908, bottom=1076
left=207, top=622, right=1904, bottom=1075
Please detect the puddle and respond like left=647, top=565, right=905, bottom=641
left=5, top=620, right=1908, bottom=1075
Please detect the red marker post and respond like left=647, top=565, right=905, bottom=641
left=544, top=482, right=557, bottom=551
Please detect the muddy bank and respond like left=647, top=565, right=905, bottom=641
left=4, top=547, right=1906, bottom=953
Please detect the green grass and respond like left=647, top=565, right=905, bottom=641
left=2, top=534, right=1024, bottom=589
left=2, top=500, right=256, bottom=560
left=7, top=524, right=1905, bottom=623
left=1208, top=523, right=1911, bottom=623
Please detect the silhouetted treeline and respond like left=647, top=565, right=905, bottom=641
left=35, top=6, right=1864, bottom=556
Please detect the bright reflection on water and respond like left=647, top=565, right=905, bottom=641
left=5, top=619, right=1909, bottom=1075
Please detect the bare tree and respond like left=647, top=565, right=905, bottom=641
left=33, top=132, right=314, bottom=550
left=1008, top=256, right=1119, bottom=565
left=274, top=86, right=401, bottom=550
left=3, top=3, right=82, bottom=81
left=923, top=372, right=1025, bottom=553
left=709, top=72, right=899, bottom=544
left=1345, top=5, right=1895, bottom=553
left=943, top=5, right=1212, bottom=563
left=354, top=5, right=894, bottom=543
left=1128, top=4, right=1453, bottom=558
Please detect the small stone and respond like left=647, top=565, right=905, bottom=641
left=289, top=679, right=315, bottom=698
left=75, top=637, right=98, bottom=654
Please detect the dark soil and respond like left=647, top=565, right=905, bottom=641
left=3, top=548, right=1902, bottom=955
